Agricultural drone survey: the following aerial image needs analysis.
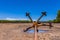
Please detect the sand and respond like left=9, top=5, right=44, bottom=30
left=0, top=23, right=60, bottom=40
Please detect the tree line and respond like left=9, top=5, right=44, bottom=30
left=0, top=20, right=31, bottom=23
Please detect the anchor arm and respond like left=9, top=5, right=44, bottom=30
left=38, top=22, right=53, bottom=29
left=24, top=25, right=34, bottom=32
left=24, top=27, right=32, bottom=32
left=37, top=12, right=47, bottom=22
left=49, top=22, right=53, bottom=29
left=26, top=12, right=33, bottom=22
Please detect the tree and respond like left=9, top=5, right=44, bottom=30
left=56, top=10, right=60, bottom=22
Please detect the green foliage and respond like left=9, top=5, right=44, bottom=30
left=51, top=10, right=60, bottom=23
left=56, top=10, right=60, bottom=22
left=0, top=20, right=31, bottom=23
left=52, top=19, right=57, bottom=23
left=48, top=20, right=53, bottom=22
left=48, top=10, right=60, bottom=23
left=56, top=10, right=60, bottom=18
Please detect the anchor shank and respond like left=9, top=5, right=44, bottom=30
left=37, top=11, right=46, bottom=22
left=37, top=15, right=43, bottom=22
left=26, top=12, right=33, bottom=22
left=34, top=25, right=38, bottom=40
left=28, top=15, right=33, bottom=22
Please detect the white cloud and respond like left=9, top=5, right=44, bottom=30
left=6, top=18, right=19, bottom=20
left=33, top=19, right=36, bottom=21
left=5, top=17, right=28, bottom=20
left=5, top=17, right=36, bottom=21
left=20, top=18, right=28, bottom=20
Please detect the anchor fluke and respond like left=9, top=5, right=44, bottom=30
left=26, top=12, right=30, bottom=16
left=26, top=12, right=33, bottom=22
left=41, top=11, right=47, bottom=16
left=49, top=22, right=53, bottom=29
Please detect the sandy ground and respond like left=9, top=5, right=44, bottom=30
left=0, top=23, right=60, bottom=40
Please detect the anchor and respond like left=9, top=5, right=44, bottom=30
left=24, top=11, right=53, bottom=40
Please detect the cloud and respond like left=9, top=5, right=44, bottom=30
left=6, top=18, right=19, bottom=20
left=5, top=17, right=36, bottom=21
left=20, top=18, right=28, bottom=20
left=5, top=17, right=28, bottom=20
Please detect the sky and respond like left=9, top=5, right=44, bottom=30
left=0, top=0, right=60, bottom=21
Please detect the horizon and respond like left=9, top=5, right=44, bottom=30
left=0, top=0, right=60, bottom=21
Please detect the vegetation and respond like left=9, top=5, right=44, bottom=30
left=55, top=10, right=60, bottom=22
left=0, top=20, right=31, bottom=23
left=52, top=10, right=60, bottom=23
left=48, top=10, right=60, bottom=23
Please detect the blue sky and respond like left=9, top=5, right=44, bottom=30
left=0, top=0, right=60, bottom=21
